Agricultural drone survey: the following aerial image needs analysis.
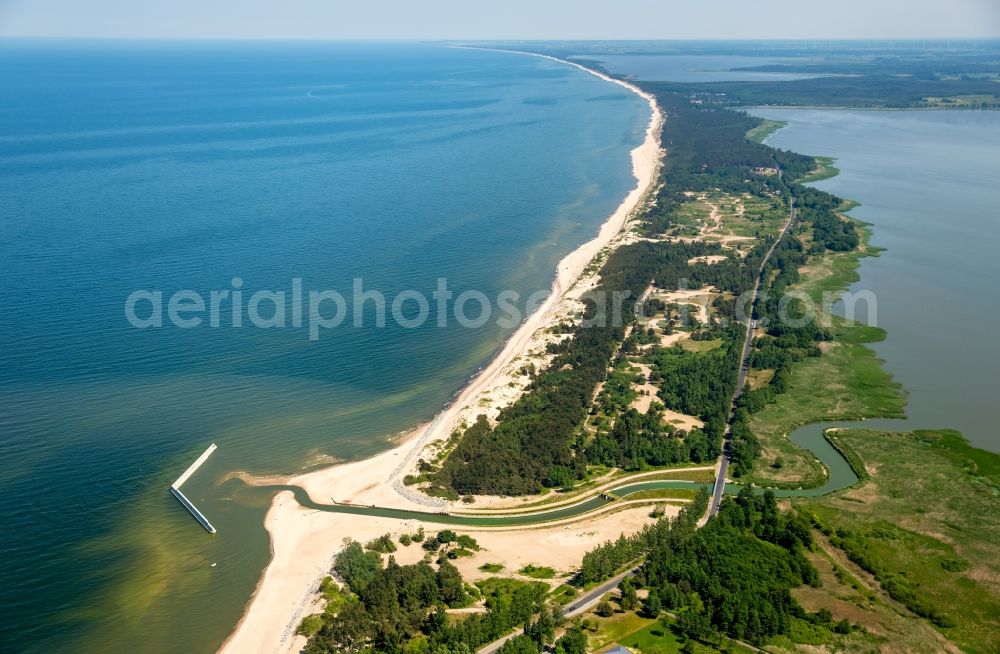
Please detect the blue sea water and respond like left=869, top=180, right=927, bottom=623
left=0, top=41, right=648, bottom=652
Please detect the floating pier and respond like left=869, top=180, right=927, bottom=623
left=170, top=443, right=218, bottom=534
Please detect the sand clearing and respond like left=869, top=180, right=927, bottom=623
left=449, top=504, right=678, bottom=584
left=627, top=355, right=702, bottom=429
left=688, top=254, right=727, bottom=265
left=219, top=54, right=664, bottom=654
left=658, top=330, right=689, bottom=348
left=661, top=409, right=704, bottom=431
left=652, top=287, right=714, bottom=326
left=630, top=362, right=660, bottom=413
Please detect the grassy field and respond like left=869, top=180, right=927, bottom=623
left=795, top=429, right=1000, bottom=653
left=586, top=609, right=756, bottom=654
left=797, top=156, right=840, bottom=183
left=587, top=611, right=656, bottom=651
left=666, top=191, right=786, bottom=250
left=775, top=547, right=937, bottom=653
left=549, top=583, right=578, bottom=606
left=475, top=577, right=549, bottom=601
left=635, top=469, right=716, bottom=483
left=745, top=221, right=906, bottom=488
left=713, top=192, right=787, bottom=239
left=517, top=564, right=557, bottom=579
left=678, top=338, right=722, bottom=353
left=747, top=367, right=774, bottom=390
left=744, top=318, right=905, bottom=488
left=618, top=623, right=740, bottom=654
left=745, top=119, right=787, bottom=144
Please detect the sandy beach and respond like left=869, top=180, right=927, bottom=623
left=219, top=54, right=663, bottom=654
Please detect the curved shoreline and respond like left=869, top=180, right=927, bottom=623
left=385, top=47, right=664, bottom=502
left=218, top=52, right=663, bottom=654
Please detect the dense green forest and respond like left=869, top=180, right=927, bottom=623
left=577, top=487, right=710, bottom=584
left=646, top=75, right=1000, bottom=108
left=305, top=538, right=551, bottom=654
left=732, top=54, right=1000, bottom=78
left=429, top=86, right=851, bottom=496
left=641, top=487, right=818, bottom=645
left=496, top=40, right=1000, bottom=108
left=429, top=233, right=757, bottom=495
left=302, top=490, right=819, bottom=652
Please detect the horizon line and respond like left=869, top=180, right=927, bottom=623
left=3, top=35, right=1000, bottom=43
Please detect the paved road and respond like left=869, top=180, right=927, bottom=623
left=708, top=202, right=797, bottom=518
left=476, top=567, right=638, bottom=654
left=477, top=203, right=799, bottom=654
left=562, top=568, right=637, bottom=619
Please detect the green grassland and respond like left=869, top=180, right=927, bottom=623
left=584, top=603, right=757, bottom=654
left=713, top=192, right=787, bottom=239
left=796, top=156, right=840, bottom=184
left=777, top=544, right=947, bottom=653
left=475, top=576, right=549, bottom=601
left=619, top=623, right=748, bottom=654
left=517, top=564, right=557, bottom=579
left=640, top=469, right=716, bottom=483
left=745, top=222, right=906, bottom=488
left=745, top=119, right=787, bottom=144
left=678, top=338, right=722, bottom=353
left=587, top=611, right=656, bottom=651
left=665, top=191, right=786, bottom=246
left=798, top=429, right=1000, bottom=653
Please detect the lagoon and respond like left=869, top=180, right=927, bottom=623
left=748, top=107, right=1000, bottom=452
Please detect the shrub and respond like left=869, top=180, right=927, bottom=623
left=297, top=614, right=323, bottom=637
left=365, top=533, right=397, bottom=554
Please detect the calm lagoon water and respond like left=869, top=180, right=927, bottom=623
left=748, top=108, right=1000, bottom=452
left=0, top=41, right=648, bottom=652
left=584, top=54, right=823, bottom=82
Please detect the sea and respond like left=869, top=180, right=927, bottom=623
left=0, top=41, right=649, bottom=653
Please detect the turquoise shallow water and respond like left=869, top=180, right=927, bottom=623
left=0, top=41, right=648, bottom=652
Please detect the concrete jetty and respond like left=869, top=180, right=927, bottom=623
left=170, top=443, right=218, bottom=534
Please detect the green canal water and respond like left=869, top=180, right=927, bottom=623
left=266, top=417, right=889, bottom=528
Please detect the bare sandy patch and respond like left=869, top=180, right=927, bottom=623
left=658, top=331, right=689, bottom=348
left=661, top=409, right=703, bottom=431
left=631, top=382, right=660, bottom=413
left=687, top=254, right=727, bottom=265
left=451, top=504, right=679, bottom=584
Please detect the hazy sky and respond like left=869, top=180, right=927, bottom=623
left=1, top=0, right=998, bottom=40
